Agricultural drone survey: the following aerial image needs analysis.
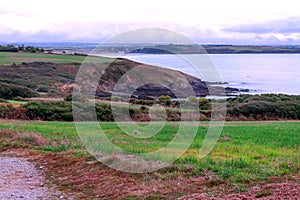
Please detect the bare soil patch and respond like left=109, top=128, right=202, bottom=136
left=0, top=153, right=70, bottom=199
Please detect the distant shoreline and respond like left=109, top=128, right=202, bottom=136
left=128, top=44, right=300, bottom=54
left=2, top=43, right=300, bottom=54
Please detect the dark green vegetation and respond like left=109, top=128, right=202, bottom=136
left=1, top=94, right=300, bottom=121
left=0, top=44, right=45, bottom=53
left=0, top=101, right=176, bottom=121
left=0, top=82, right=38, bottom=99
left=0, top=45, right=19, bottom=52
left=227, top=94, right=300, bottom=120
left=0, top=120, right=299, bottom=184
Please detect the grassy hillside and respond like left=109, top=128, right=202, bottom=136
left=0, top=53, right=213, bottom=99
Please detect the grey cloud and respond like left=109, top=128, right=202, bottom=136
left=1, top=21, right=300, bottom=45
left=0, top=22, right=117, bottom=43
left=223, top=17, right=300, bottom=34
left=0, top=22, right=205, bottom=43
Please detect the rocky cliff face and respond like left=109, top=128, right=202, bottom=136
left=95, top=58, right=245, bottom=99
left=96, top=58, right=210, bottom=99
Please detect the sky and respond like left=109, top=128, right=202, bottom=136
left=1, top=0, right=300, bottom=44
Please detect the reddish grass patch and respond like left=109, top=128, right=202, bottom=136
left=1, top=148, right=226, bottom=199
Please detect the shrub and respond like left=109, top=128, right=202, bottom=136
left=158, top=95, right=171, bottom=107
left=0, top=104, right=27, bottom=120
left=0, top=82, right=38, bottom=99
left=226, top=94, right=300, bottom=120
left=198, top=98, right=211, bottom=110
left=24, top=101, right=73, bottom=121
left=158, top=95, right=171, bottom=101
left=95, top=103, right=113, bottom=121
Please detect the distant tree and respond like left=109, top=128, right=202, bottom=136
left=0, top=45, right=19, bottom=52
left=25, top=46, right=36, bottom=53
left=18, top=44, right=25, bottom=51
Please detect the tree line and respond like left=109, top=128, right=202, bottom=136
left=0, top=44, right=44, bottom=53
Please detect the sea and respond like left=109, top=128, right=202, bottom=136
left=116, top=54, right=300, bottom=95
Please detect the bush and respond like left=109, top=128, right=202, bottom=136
left=24, top=101, right=73, bottom=121
left=0, top=82, right=38, bottom=99
left=0, top=104, right=27, bottom=120
left=158, top=95, right=171, bottom=107
left=129, top=98, right=155, bottom=106
left=226, top=94, right=300, bottom=120
left=198, top=98, right=211, bottom=110
left=158, top=95, right=171, bottom=101
left=1, top=93, right=299, bottom=122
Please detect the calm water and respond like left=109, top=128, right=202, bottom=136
left=119, top=54, right=300, bottom=95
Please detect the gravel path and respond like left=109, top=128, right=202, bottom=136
left=0, top=155, right=68, bottom=200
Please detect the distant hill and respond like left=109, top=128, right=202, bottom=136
left=129, top=44, right=300, bottom=54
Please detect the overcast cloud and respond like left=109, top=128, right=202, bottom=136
left=223, top=17, right=300, bottom=34
left=1, top=0, right=300, bottom=44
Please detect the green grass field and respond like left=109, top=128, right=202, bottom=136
left=7, top=100, right=28, bottom=105
left=0, top=120, right=299, bottom=184
left=0, top=52, right=113, bottom=65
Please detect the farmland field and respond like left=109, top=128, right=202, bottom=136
left=0, top=52, right=113, bottom=65
left=0, top=120, right=299, bottom=193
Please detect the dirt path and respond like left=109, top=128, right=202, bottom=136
left=0, top=154, right=68, bottom=200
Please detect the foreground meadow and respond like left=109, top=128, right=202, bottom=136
left=0, top=120, right=299, bottom=199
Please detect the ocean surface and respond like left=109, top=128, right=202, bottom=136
left=114, top=54, right=300, bottom=95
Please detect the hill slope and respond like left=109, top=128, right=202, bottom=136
left=0, top=56, right=243, bottom=99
